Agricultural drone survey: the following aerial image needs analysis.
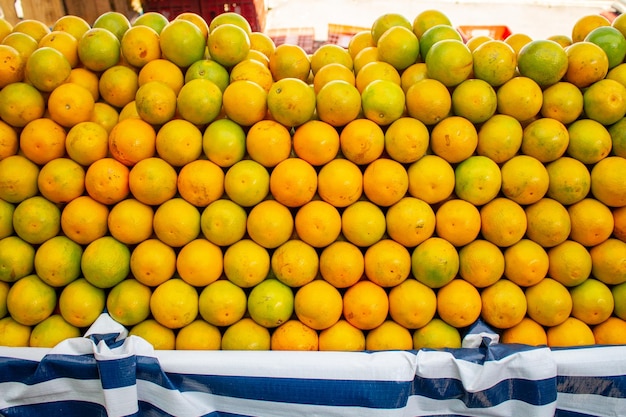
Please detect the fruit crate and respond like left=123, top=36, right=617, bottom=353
left=457, top=24, right=512, bottom=41
left=141, top=0, right=266, bottom=32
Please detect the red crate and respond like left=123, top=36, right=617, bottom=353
left=141, top=0, right=266, bottom=32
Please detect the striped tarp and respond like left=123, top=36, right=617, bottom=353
left=0, top=314, right=624, bottom=417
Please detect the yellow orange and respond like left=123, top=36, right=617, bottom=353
left=98, top=65, right=139, bottom=109
left=316, top=80, right=362, bottom=127
left=176, top=238, right=223, bottom=287
left=362, top=158, right=408, bottom=207
left=37, top=157, right=85, bottom=204
left=120, top=25, right=161, bottom=68
left=496, top=76, right=543, bottom=122
left=48, top=82, right=95, bottom=128
left=199, top=280, right=246, bottom=327
left=0, top=82, right=45, bottom=127
left=0, top=155, right=39, bottom=204
left=548, top=240, right=592, bottom=287
left=177, top=159, right=224, bottom=207
left=386, top=196, right=435, bottom=248
left=458, top=239, right=505, bottom=288
left=270, top=320, right=318, bottom=351
left=525, top=277, right=572, bottom=327
left=407, top=155, right=455, bottom=204
left=435, top=198, right=482, bottom=247
left=521, top=117, right=570, bottom=163
left=472, top=40, right=517, bottom=87
left=319, top=319, right=365, bottom=351
left=339, top=118, right=385, bottom=165
left=501, top=317, right=548, bottom=346
left=294, top=200, right=342, bottom=248
left=366, top=320, right=413, bottom=351
left=130, top=239, right=176, bottom=287
left=150, top=278, right=198, bottom=329
left=107, top=278, right=152, bottom=328
left=411, top=237, right=459, bottom=289
left=317, top=158, right=363, bottom=208
left=200, top=199, right=247, bottom=247
left=388, top=278, right=436, bottom=329
left=19, top=118, right=67, bottom=165
left=271, top=239, right=319, bottom=288
left=500, top=155, right=549, bottom=205
left=437, top=279, right=482, bottom=328
left=60, top=195, right=109, bottom=245
left=268, top=43, right=311, bottom=81
left=109, top=117, right=156, bottom=166
left=295, top=279, right=343, bottom=330
left=246, top=120, right=292, bottom=167
left=525, top=198, right=571, bottom=248
left=430, top=116, right=478, bottom=163
left=341, top=200, right=386, bottom=247
left=319, top=241, right=364, bottom=289
left=153, top=198, right=201, bottom=248
left=246, top=199, right=294, bottom=249
left=223, top=239, right=270, bottom=288
left=222, top=79, right=268, bottom=126
left=481, top=279, right=527, bottom=329
left=547, top=317, right=595, bottom=348
left=343, top=280, right=389, bottom=330
left=504, top=239, right=549, bottom=287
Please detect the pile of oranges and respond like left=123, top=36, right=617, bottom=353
left=0, top=8, right=626, bottom=351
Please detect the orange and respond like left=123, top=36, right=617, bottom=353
left=310, top=43, right=353, bottom=75
left=223, top=80, right=269, bottom=127
left=230, top=58, right=273, bottom=92
left=0, top=236, right=35, bottom=283
left=341, top=200, right=386, bottom=247
left=525, top=277, right=572, bottom=327
left=37, top=158, right=85, bottom=204
left=500, top=155, right=549, bottom=205
left=568, top=198, right=614, bottom=247
left=548, top=240, right=592, bottom=287
left=295, top=279, right=343, bottom=330
left=412, top=318, right=462, bottom=349
left=199, top=280, right=247, bottom=327
left=458, top=239, right=505, bottom=288
left=176, top=320, right=221, bottom=350
left=586, top=26, right=626, bottom=68
left=248, top=278, right=294, bottom=328
left=98, top=65, right=139, bottom=109
left=223, top=239, right=270, bottom=288
left=249, top=31, right=276, bottom=58
left=343, top=280, right=389, bottom=330
left=159, top=19, right=206, bottom=68
left=377, top=25, right=419, bottom=71
left=12, top=196, right=61, bottom=245
left=516, top=39, right=568, bottom=88
left=362, top=158, right=408, bottom=207
left=548, top=34, right=573, bottom=48
left=155, top=119, right=203, bottom=167
left=65, top=121, right=109, bottom=166
left=352, top=46, right=378, bottom=74
left=177, top=159, right=224, bottom=207
left=0, top=45, right=24, bottom=88
left=563, top=41, right=609, bottom=88
left=319, top=319, right=366, bottom=351
left=384, top=117, right=429, bottom=164
left=184, top=59, right=230, bottom=92
left=412, top=9, right=452, bottom=38
left=270, top=320, right=318, bottom=351
left=2, top=32, right=37, bottom=65
left=388, top=278, right=436, bottom=329
left=454, top=155, right=502, bottom=206
left=120, top=25, right=161, bottom=68
left=591, top=156, right=626, bottom=207
left=590, top=238, right=626, bottom=285
left=109, top=117, right=156, bottom=166
left=246, top=119, right=292, bottom=168
left=501, top=317, right=548, bottom=346
left=400, top=62, right=428, bottom=92
left=371, top=12, right=412, bottom=44
left=481, top=279, right=527, bottom=329
left=221, top=318, right=270, bottom=350
left=386, top=196, right=435, bottom=248
left=0, top=120, right=18, bottom=159
left=271, top=239, right=319, bottom=287
left=496, top=76, right=543, bottom=122
left=572, top=14, right=611, bottom=43
left=411, top=237, right=459, bottom=289
left=295, top=199, right=341, bottom=248
left=348, top=30, right=375, bottom=59
left=607, top=62, right=626, bottom=87
left=0, top=155, right=39, bottom=203
left=567, top=119, right=612, bottom=164
left=177, top=238, right=223, bottom=287
left=583, top=78, right=626, bottom=125
left=316, top=80, right=362, bottom=127
left=366, top=320, right=413, bottom=351
left=60, top=196, right=109, bottom=245
left=0, top=82, right=45, bottom=127
left=425, top=39, right=473, bottom=87
left=12, top=19, right=50, bottom=43
left=246, top=199, right=294, bottom=249
left=610, top=116, right=626, bottom=158
left=472, top=40, right=517, bottom=87
left=525, top=198, right=571, bottom=248
left=521, top=117, right=569, bottom=163
left=202, top=118, right=246, bottom=168
left=129, top=319, right=175, bottom=350
left=319, top=241, right=364, bottom=288
left=52, top=15, right=91, bottom=40
left=77, top=28, right=121, bottom=72
left=29, top=314, right=80, bottom=348
left=200, top=199, right=247, bottom=247
left=91, top=102, right=119, bottom=134
left=364, top=238, right=411, bottom=287
left=613, top=205, right=626, bottom=242
left=430, top=116, right=478, bottom=163
left=360, top=78, right=405, bottom=126
left=208, top=11, right=251, bottom=35
left=339, top=118, right=385, bottom=165
left=175, top=11, right=209, bottom=38
left=268, top=43, right=311, bottom=81
left=150, top=278, right=198, bottom=329
left=540, top=81, right=584, bottom=125
left=593, top=317, right=626, bottom=345
left=107, top=198, right=153, bottom=245
left=59, top=278, right=105, bottom=328
left=406, top=155, right=455, bottom=204
left=224, top=159, right=269, bottom=207
left=48, top=82, right=95, bottom=128
left=81, top=236, right=130, bottom=289
left=6, top=274, right=56, bottom=326
left=504, top=239, right=549, bottom=287
left=135, top=80, right=177, bottom=125
left=314, top=61, right=355, bottom=93
left=451, top=78, right=498, bottom=125
left=435, top=198, right=481, bottom=247
left=106, top=276, right=152, bottom=326
left=208, top=23, right=250, bottom=68
left=317, top=158, right=363, bottom=207
left=19, top=118, right=66, bottom=165
left=437, top=278, right=482, bottom=328
left=267, top=77, right=316, bottom=127
left=92, top=11, right=130, bottom=41
left=405, top=78, right=451, bottom=126
left=547, top=317, right=595, bottom=348
left=138, top=58, right=185, bottom=93
left=68, top=67, right=99, bottom=101
left=419, top=24, right=463, bottom=59
left=153, top=198, right=201, bottom=248
left=0, top=200, right=15, bottom=239
left=130, top=239, right=176, bottom=287
left=39, top=30, right=79, bottom=68
left=570, top=278, right=614, bottom=325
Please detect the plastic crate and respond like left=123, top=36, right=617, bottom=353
left=326, top=23, right=369, bottom=48
left=141, top=0, right=266, bottom=32
left=457, top=25, right=512, bottom=42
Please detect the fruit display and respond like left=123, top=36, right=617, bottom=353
left=0, top=8, right=626, bottom=352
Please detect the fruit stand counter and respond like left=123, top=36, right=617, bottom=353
left=0, top=314, right=625, bottom=417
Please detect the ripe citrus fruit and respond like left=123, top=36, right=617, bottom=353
left=295, top=279, right=343, bottom=330
left=267, top=77, right=316, bottom=127
left=412, top=318, right=461, bottom=349
left=159, top=19, right=206, bottom=68
left=153, top=198, right=201, bottom=248
left=435, top=198, right=481, bottom=247
left=547, top=317, right=595, bottom=348
left=78, top=28, right=120, bottom=72
left=437, top=278, right=482, bottom=328
left=81, top=236, right=130, bottom=289
left=458, top=239, right=505, bottom=288
left=319, top=320, right=366, bottom=351
left=248, top=278, right=294, bottom=328
left=200, top=199, right=247, bottom=247
left=0, top=236, right=35, bottom=283
left=270, top=157, right=318, bottom=208
left=525, top=278, right=572, bottom=327
left=59, top=278, right=105, bottom=328
left=454, top=155, right=502, bottom=206
left=343, top=280, right=389, bottom=330
left=129, top=319, right=175, bottom=350
left=407, top=155, right=455, bottom=204
left=540, top=81, right=584, bottom=124
left=221, top=318, right=270, bottom=350
left=294, top=200, right=342, bottom=248
left=246, top=199, right=293, bottom=249
left=425, top=39, right=473, bottom=87
left=503, top=239, right=549, bottom=287
left=130, top=239, right=176, bottom=287
left=501, top=317, right=548, bottom=346
left=177, top=238, right=223, bottom=287
left=341, top=200, right=386, bottom=247
left=7, top=274, right=56, bottom=326
left=548, top=240, right=592, bottom=287
left=107, top=278, right=152, bottom=326
left=386, top=196, right=435, bottom=248
left=176, top=320, right=221, bottom=350
left=472, top=40, right=517, bottom=87
left=150, top=278, right=199, bottom=329
left=480, top=279, right=527, bottom=329
left=388, top=278, right=437, bottom=329
left=366, top=320, right=413, bottom=351
left=590, top=156, right=626, bottom=207
left=517, top=39, right=568, bottom=88
left=34, top=235, right=82, bottom=287
left=319, top=241, right=365, bottom=289
left=500, top=155, right=549, bottom=205
left=29, top=314, right=81, bottom=348
left=411, top=237, right=459, bottom=288
left=199, top=279, right=247, bottom=327
left=271, top=239, right=319, bottom=288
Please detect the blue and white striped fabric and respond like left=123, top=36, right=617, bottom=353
left=0, top=313, right=625, bottom=417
